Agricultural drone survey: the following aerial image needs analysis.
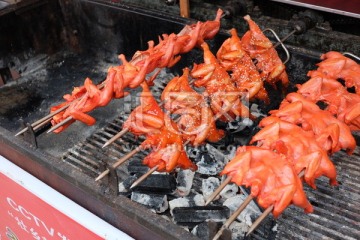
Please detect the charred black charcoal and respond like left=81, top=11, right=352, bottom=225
left=227, top=118, right=254, bottom=134
left=172, top=206, right=230, bottom=227
left=191, top=220, right=232, bottom=240
left=196, top=153, right=225, bottom=176
left=228, top=222, right=248, bottom=240
left=131, top=192, right=168, bottom=213
left=223, top=195, right=261, bottom=227
left=202, top=177, right=220, bottom=201
left=127, top=158, right=150, bottom=174
left=219, top=183, right=239, bottom=200
left=169, top=193, right=205, bottom=214
left=118, top=175, right=138, bottom=195
left=316, top=100, right=328, bottom=110
left=195, top=144, right=226, bottom=175
left=131, top=173, right=177, bottom=194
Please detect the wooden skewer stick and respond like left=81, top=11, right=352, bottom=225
left=128, top=139, right=192, bottom=187
left=101, top=79, right=196, bottom=149
left=102, top=128, right=129, bottom=148
left=47, top=116, right=73, bottom=133
left=15, top=82, right=106, bottom=136
left=211, top=169, right=306, bottom=238
left=18, top=27, right=294, bottom=137
left=130, top=166, right=159, bottom=189
left=95, top=146, right=142, bottom=182
left=179, top=0, right=190, bottom=18
left=212, top=195, right=253, bottom=240
left=97, top=29, right=295, bottom=181
left=15, top=104, right=69, bottom=136
left=245, top=169, right=306, bottom=236
left=205, top=175, right=232, bottom=205
left=246, top=205, right=273, bottom=236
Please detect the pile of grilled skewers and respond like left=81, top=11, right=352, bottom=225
left=44, top=9, right=360, bottom=236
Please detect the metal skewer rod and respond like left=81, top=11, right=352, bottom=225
left=205, top=175, right=232, bottom=205
left=342, top=52, right=360, bottom=62
left=95, top=146, right=142, bottom=182
left=273, top=29, right=297, bottom=49
left=130, top=166, right=159, bottom=189
left=212, top=195, right=253, bottom=240
left=264, top=28, right=293, bottom=64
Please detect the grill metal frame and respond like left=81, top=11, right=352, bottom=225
left=0, top=0, right=360, bottom=239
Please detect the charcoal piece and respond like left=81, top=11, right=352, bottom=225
left=127, top=159, right=149, bottom=174
left=169, top=194, right=205, bottom=215
left=191, top=220, right=232, bottom=240
left=227, top=118, right=254, bottom=134
left=223, top=195, right=261, bottom=226
left=131, top=173, right=176, bottom=194
left=196, top=144, right=225, bottom=175
left=175, top=169, right=195, bottom=197
left=131, top=192, right=168, bottom=213
left=118, top=175, right=137, bottom=193
left=202, top=177, right=220, bottom=201
left=186, top=146, right=201, bottom=159
left=220, top=183, right=239, bottom=200
left=172, top=206, right=230, bottom=226
left=229, top=221, right=248, bottom=239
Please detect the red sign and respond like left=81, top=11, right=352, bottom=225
left=0, top=156, right=133, bottom=240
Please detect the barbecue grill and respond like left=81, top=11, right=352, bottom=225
left=0, top=0, right=359, bottom=239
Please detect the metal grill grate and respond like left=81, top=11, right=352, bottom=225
left=275, top=143, right=360, bottom=240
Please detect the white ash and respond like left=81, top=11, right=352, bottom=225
left=250, top=103, right=267, bottom=118
left=186, top=147, right=201, bottom=159
left=227, top=117, right=254, bottom=133
left=193, top=194, right=205, bottom=206
left=223, top=195, right=261, bottom=226
left=196, top=144, right=226, bottom=175
left=206, top=144, right=226, bottom=162
left=191, top=224, right=199, bottom=236
left=118, top=182, right=127, bottom=193
left=169, top=194, right=205, bottom=215
left=131, top=192, right=168, bottom=213
left=220, top=183, right=239, bottom=200
left=191, top=220, right=223, bottom=239
left=202, top=177, right=220, bottom=201
left=272, top=223, right=278, bottom=232
left=118, top=175, right=137, bottom=193
left=196, top=155, right=224, bottom=175
left=229, top=221, right=249, bottom=239
left=175, top=169, right=195, bottom=197
left=169, top=198, right=190, bottom=215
